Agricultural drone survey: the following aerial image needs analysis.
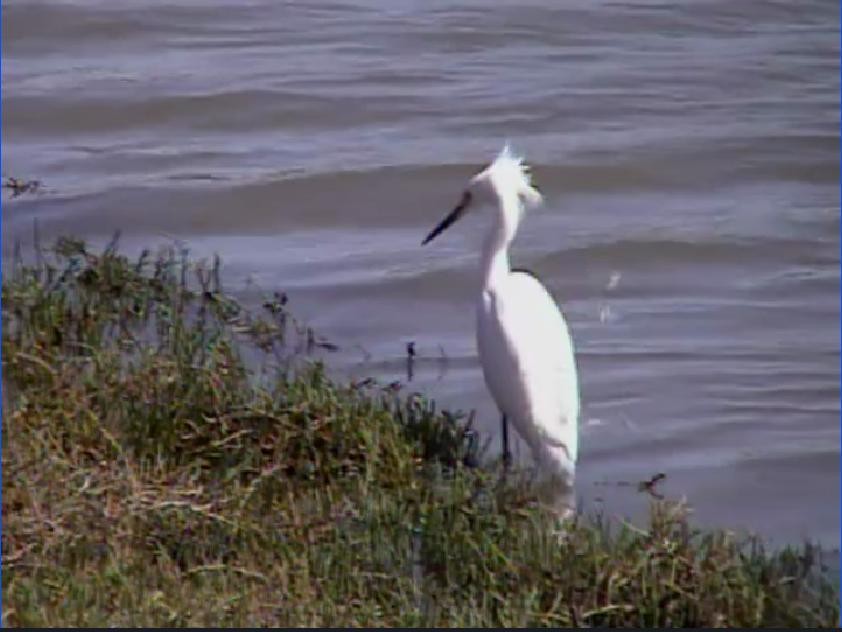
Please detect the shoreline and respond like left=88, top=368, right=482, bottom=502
left=2, top=235, right=838, bottom=627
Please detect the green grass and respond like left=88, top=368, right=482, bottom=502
left=2, top=235, right=839, bottom=627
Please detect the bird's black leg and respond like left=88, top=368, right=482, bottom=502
left=501, top=414, right=511, bottom=470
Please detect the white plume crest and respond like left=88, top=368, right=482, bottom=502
left=490, top=142, right=543, bottom=208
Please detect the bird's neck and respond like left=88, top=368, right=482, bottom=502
left=481, top=193, right=520, bottom=291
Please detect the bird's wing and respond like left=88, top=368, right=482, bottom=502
left=480, top=270, right=580, bottom=462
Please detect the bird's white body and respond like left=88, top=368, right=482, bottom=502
left=474, top=161, right=579, bottom=486
left=476, top=270, right=579, bottom=481
left=423, top=144, right=580, bottom=508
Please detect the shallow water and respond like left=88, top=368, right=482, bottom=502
left=3, top=0, right=840, bottom=547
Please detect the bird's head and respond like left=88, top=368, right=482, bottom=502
left=422, top=143, right=543, bottom=245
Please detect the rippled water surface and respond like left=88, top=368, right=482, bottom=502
left=3, top=0, right=840, bottom=546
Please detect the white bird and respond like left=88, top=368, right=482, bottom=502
left=422, top=144, right=580, bottom=519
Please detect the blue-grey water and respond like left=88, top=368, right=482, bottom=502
left=3, top=0, right=839, bottom=548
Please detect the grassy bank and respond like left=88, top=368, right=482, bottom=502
left=2, top=235, right=838, bottom=627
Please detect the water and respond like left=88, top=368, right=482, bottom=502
left=3, top=0, right=839, bottom=548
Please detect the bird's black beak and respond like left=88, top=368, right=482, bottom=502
left=422, top=191, right=472, bottom=245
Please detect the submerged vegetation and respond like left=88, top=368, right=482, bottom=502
left=2, top=235, right=839, bottom=627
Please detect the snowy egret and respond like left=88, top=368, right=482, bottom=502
left=422, top=144, right=579, bottom=516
